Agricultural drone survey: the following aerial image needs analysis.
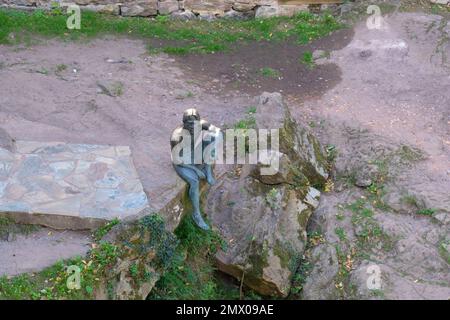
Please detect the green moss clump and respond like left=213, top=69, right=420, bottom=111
left=247, top=240, right=270, bottom=279
left=94, top=218, right=119, bottom=241
left=273, top=240, right=301, bottom=274
left=0, top=216, right=40, bottom=239
left=438, top=241, right=450, bottom=264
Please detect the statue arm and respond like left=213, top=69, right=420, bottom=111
left=177, top=164, right=206, bottom=179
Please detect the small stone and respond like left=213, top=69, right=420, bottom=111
left=232, top=2, right=255, bottom=12
left=433, top=212, right=449, bottom=224
left=158, top=0, right=180, bottom=15
left=223, top=8, right=248, bottom=20
left=359, top=50, right=372, bottom=58
left=255, top=6, right=278, bottom=18
left=83, top=4, right=120, bottom=15
left=197, top=12, right=216, bottom=21
left=121, top=2, right=158, bottom=17
left=170, top=9, right=196, bottom=20
left=339, top=2, right=354, bottom=14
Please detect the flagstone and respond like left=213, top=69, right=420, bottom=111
left=0, top=141, right=149, bottom=230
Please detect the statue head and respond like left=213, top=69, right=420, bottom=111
left=182, top=108, right=200, bottom=134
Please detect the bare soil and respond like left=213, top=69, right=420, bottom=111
left=177, top=28, right=353, bottom=98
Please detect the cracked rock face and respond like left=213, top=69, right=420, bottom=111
left=205, top=92, right=328, bottom=297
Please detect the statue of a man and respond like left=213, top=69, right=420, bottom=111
left=170, top=108, right=221, bottom=230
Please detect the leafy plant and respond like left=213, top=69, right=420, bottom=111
left=300, top=51, right=314, bottom=69
left=94, top=218, right=119, bottom=241
left=416, top=208, right=436, bottom=216
left=259, top=67, right=281, bottom=78
left=335, top=227, right=347, bottom=242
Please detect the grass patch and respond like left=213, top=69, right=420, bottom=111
left=246, top=106, right=257, bottom=114
left=259, top=67, right=281, bottom=78
left=347, top=199, right=395, bottom=253
left=110, top=81, right=124, bottom=96
left=175, top=91, right=195, bottom=99
left=333, top=244, right=357, bottom=298
left=402, top=194, right=420, bottom=207
left=97, top=81, right=124, bottom=97
left=232, top=106, right=258, bottom=131
left=234, top=116, right=256, bottom=130
left=325, top=144, right=337, bottom=164
left=334, top=227, right=347, bottom=242
left=93, top=218, right=119, bottom=241
left=0, top=8, right=343, bottom=54
left=416, top=208, right=436, bottom=216
left=300, top=51, right=314, bottom=69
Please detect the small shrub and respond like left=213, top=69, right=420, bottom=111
left=416, top=208, right=435, bottom=216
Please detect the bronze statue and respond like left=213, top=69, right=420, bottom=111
left=170, top=108, right=220, bottom=230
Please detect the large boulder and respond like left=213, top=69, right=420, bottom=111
left=205, top=92, right=328, bottom=297
left=253, top=92, right=329, bottom=187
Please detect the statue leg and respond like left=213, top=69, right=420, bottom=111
left=202, top=137, right=216, bottom=186
left=174, top=165, right=210, bottom=230
left=204, top=164, right=216, bottom=186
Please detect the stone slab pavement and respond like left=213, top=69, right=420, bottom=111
left=0, top=141, right=149, bottom=230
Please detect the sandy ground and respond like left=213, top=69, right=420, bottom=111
left=0, top=11, right=448, bottom=298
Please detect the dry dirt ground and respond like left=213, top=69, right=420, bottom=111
left=0, top=11, right=448, bottom=299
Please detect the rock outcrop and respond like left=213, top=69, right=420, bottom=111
left=205, top=92, right=329, bottom=297
left=95, top=214, right=179, bottom=300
